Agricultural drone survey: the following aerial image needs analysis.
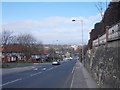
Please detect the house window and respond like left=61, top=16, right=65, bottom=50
left=11, top=57, right=17, bottom=61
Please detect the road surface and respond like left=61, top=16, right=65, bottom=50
left=2, top=60, right=76, bottom=88
left=1, top=59, right=98, bottom=88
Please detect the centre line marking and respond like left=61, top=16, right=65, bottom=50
left=30, top=72, right=42, bottom=76
left=0, top=78, right=22, bottom=87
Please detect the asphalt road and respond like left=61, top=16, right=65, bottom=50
left=1, top=60, right=77, bottom=88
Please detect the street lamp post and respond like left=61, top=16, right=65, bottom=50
left=56, top=40, right=58, bottom=58
left=72, top=19, right=84, bottom=63
left=52, top=41, right=55, bottom=60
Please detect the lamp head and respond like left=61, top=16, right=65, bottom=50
left=72, top=19, right=76, bottom=21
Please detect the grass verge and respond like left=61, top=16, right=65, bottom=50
left=1, top=66, right=31, bottom=69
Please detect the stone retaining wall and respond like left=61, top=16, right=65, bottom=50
left=84, top=42, right=120, bottom=88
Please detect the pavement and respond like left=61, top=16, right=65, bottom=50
left=71, top=60, right=99, bottom=88
left=1, top=59, right=99, bottom=88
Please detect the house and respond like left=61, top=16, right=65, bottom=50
left=30, top=51, right=48, bottom=62
left=2, top=44, right=49, bottom=62
left=65, top=52, right=71, bottom=58
left=0, top=48, right=2, bottom=66
left=40, top=51, right=48, bottom=62
left=2, top=44, right=26, bottom=62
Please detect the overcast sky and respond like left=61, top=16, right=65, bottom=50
left=1, top=2, right=108, bottom=45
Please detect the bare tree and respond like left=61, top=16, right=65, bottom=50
left=95, top=1, right=109, bottom=20
left=2, top=29, right=43, bottom=63
left=17, top=33, right=36, bottom=44
left=95, top=2, right=104, bottom=19
left=2, top=29, right=13, bottom=64
left=2, top=29, right=13, bottom=45
left=17, top=33, right=43, bottom=61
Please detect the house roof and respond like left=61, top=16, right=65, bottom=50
left=2, top=44, right=48, bottom=55
left=41, top=51, right=48, bottom=55
left=32, top=51, right=48, bottom=55
left=2, top=44, right=25, bottom=52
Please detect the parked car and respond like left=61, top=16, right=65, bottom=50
left=52, top=59, right=60, bottom=65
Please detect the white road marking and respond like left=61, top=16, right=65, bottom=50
left=34, top=68, right=38, bottom=70
left=0, top=78, right=22, bottom=87
left=30, top=72, right=42, bottom=77
left=47, top=67, right=54, bottom=71
left=72, top=66, right=75, bottom=73
left=70, top=65, right=76, bottom=89
left=42, top=68, right=46, bottom=70
left=50, top=67, right=54, bottom=70
left=70, top=70, right=75, bottom=89
left=32, top=66, right=35, bottom=68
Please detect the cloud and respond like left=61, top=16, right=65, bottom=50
left=2, top=13, right=101, bottom=45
